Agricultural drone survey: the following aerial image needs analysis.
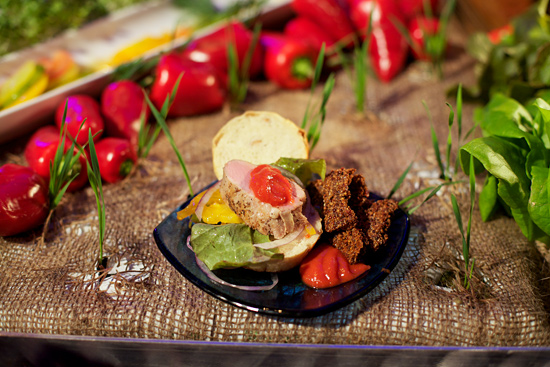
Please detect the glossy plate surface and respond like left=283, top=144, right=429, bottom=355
left=153, top=183, right=410, bottom=318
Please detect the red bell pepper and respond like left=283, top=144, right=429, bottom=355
left=0, top=164, right=50, bottom=237
left=487, top=24, right=513, bottom=45
left=149, top=53, right=226, bottom=117
left=408, top=16, right=440, bottom=61
left=397, top=0, right=439, bottom=21
left=24, top=125, right=88, bottom=192
left=101, top=80, right=150, bottom=147
left=181, top=21, right=264, bottom=79
left=350, top=0, right=408, bottom=82
left=95, top=138, right=137, bottom=184
left=55, top=94, right=104, bottom=146
left=260, top=32, right=318, bottom=89
left=291, top=0, right=356, bottom=48
left=284, top=17, right=337, bottom=54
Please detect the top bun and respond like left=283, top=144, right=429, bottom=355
left=212, top=111, right=309, bottom=179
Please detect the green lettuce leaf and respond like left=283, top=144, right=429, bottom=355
left=529, top=166, right=550, bottom=238
left=460, top=136, right=536, bottom=240
left=479, top=174, right=499, bottom=222
left=190, top=223, right=282, bottom=270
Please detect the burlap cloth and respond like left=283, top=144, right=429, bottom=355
left=1, top=23, right=549, bottom=346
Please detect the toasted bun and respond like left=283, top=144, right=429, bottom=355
left=212, top=111, right=309, bottom=180
left=245, top=197, right=322, bottom=273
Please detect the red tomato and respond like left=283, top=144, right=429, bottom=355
left=101, top=80, right=149, bottom=147
left=24, top=125, right=88, bottom=192
left=55, top=94, right=104, bottom=145
left=149, top=53, right=226, bottom=117
left=95, top=138, right=137, bottom=184
left=0, top=164, right=50, bottom=237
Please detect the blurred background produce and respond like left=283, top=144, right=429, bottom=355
left=0, top=0, right=150, bottom=57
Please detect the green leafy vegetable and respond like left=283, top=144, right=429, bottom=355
left=190, top=223, right=282, bottom=270
left=460, top=2, right=550, bottom=104
left=273, top=158, right=326, bottom=187
left=460, top=91, right=550, bottom=245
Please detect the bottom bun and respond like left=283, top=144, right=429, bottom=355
left=245, top=198, right=322, bottom=273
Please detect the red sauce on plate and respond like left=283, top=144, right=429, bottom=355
left=299, top=243, right=370, bottom=289
left=250, top=164, right=293, bottom=206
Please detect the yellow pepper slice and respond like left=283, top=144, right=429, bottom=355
left=176, top=189, right=242, bottom=224
left=3, top=70, right=48, bottom=109
left=109, top=35, right=172, bottom=66
left=0, top=61, right=46, bottom=108
left=177, top=191, right=206, bottom=220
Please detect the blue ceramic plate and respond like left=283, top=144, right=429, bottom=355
left=153, top=182, right=410, bottom=318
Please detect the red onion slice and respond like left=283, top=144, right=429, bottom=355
left=187, top=237, right=278, bottom=291
left=195, top=181, right=221, bottom=221
left=253, top=226, right=303, bottom=250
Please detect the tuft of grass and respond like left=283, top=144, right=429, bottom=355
left=451, top=155, right=476, bottom=289
left=335, top=11, right=373, bottom=113
left=86, top=129, right=106, bottom=266
left=228, top=22, right=262, bottom=107
left=422, top=83, right=464, bottom=181
left=48, top=105, right=86, bottom=209
left=300, top=44, right=335, bottom=152
left=143, top=73, right=194, bottom=197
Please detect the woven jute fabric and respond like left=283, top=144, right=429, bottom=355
left=1, top=24, right=549, bottom=346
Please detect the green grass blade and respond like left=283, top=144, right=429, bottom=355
left=388, top=160, right=414, bottom=199
left=308, top=72, right=335, bottom=151
left=302, top=44, right=327, bottom=129
left=465, top=154, right=476, bottom=268
left=406, top=184, right=444, bottom=215
left=311, top=43, right=326, bottom=92
left=144, top=92, right=194, bottom=197
left=456, top=84, right=463, bottom=141
left=423, top=100, right=445, bottom=178
left=86, top=129, right=106, bottom=262
left=445, top=102, right=455, bottom=180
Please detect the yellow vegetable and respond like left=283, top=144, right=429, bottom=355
left=4, top=72, right=48, bottom=109
left=201, top=190, right=243, bottom=224
left=177, top=191, right=206, bottom=220
left=177, top=189, right=242, bottom=224
left=109, top=35, right=172, bottom=66
left=0, top=61, right=46, bottom=109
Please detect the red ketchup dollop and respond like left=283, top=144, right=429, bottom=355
left=250, top=164, right=293, bottom=206
left=299, top=244, right=370, bottom=289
